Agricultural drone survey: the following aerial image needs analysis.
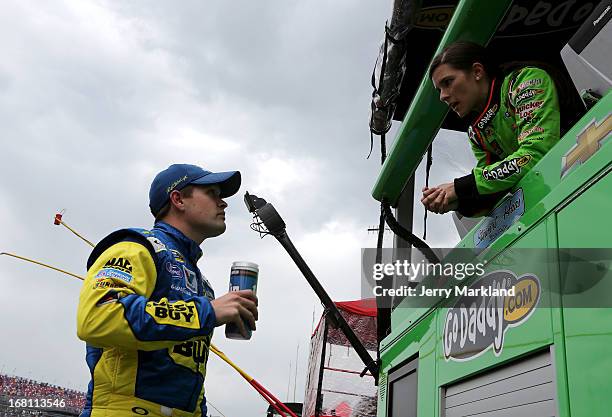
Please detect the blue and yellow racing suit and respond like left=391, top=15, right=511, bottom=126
left=77, top=221, right=216, bottom=417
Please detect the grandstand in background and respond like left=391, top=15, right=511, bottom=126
left=0, top=374, right=84, bottom=417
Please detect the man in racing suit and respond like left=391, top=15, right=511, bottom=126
left=423, top=66, right=561, bottom=216
left=77, top=163, right=258, bottom=417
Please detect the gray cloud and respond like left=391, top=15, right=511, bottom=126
left=0, top=1, right=475, bottom=416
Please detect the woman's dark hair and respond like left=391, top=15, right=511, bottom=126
left=429, top=41, right=584, bottom=132
left=428, top=41, right=500, bottom=80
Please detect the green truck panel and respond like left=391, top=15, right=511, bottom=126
left=557, top=172, right=612, bottom=417
left=375, top=0, right=611, bottom=414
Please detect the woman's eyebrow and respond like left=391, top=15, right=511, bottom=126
left=433, top=76, right=451, bottom=90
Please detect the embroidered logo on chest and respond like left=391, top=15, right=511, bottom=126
left=170, top=249, right=185, bottom=263
left=165, top=262, right=184, bottom=280
left=477, top=104, right=499, bottom=130
left=183, top=266, right=198, bottom=293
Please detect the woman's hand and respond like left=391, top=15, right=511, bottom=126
left=421, top=183, right=458, bottom=214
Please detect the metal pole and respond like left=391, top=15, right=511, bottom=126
left=315, top=319, right=328, bottom=417
left=293, top=343, right=299, bottom=402
left=287, top=362, right=292, bottom=402
left=393, top=174, right=415, bottom=308
left=274, top=231, right=379, bottom=382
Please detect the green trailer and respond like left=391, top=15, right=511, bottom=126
left=370, top=1, right=612, bottom=416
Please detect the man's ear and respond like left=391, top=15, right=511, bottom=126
left=168, top=190, right=185, bottom=212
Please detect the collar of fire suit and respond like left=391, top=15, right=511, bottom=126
left=470, top=77, right=501, bottom=131
left=153, top=221, right=203, bottom=262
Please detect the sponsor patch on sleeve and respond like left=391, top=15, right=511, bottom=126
left=517, top=100, right=544, bottom=121
left=95, top=268, right=133, bottom=284
left=92, top=278, right=119, bottom=290
left=512, top=78, right=543, bottom=98
left=482, top=155, right=532, bottom=181
left=517, top=126, right=545, bottom=142
left=145, top=299, right=201, bottom=329
left=514, top=88, right=545, bottom=105
left=103, top=257, right=133, bottom=272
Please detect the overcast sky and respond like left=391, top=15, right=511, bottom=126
left=0, top=1, right=475, bottom=416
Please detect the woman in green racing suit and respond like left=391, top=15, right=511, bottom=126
left=421, top=41, right=577, bottom=217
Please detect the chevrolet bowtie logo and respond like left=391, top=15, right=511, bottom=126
left=561, top=113, right=611, bottom=178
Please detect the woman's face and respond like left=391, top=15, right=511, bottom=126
left=431, top=63, right=488, bottom=118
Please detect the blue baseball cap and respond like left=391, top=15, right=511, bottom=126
left=149, top=164, right=241, bottom=216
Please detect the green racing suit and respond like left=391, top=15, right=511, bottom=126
left=454, top=66, right=561, bottom=216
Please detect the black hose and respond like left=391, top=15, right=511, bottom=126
left=382, top=200, right=440, bottom=264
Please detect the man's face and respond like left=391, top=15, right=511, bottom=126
left=181, top=184, right=227, bottom=238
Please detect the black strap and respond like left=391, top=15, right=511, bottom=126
left=378, top=24, right=390, bottom=96
left=368, top=23, right=391, bottom=158
left=375, top=133, right=387, bottom=263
